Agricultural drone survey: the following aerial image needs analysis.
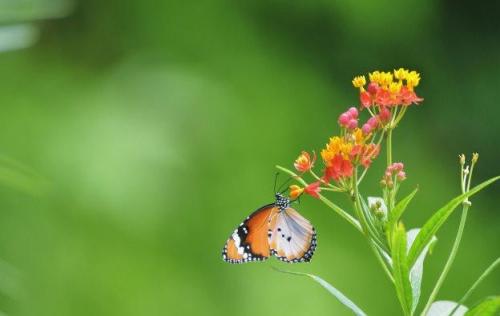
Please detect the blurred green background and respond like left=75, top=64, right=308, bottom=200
left=0, top=0, right=498, bottom=315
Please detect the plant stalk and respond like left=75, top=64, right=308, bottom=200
left=448, top=257, right=500, bottom=315
left=420, top=204, right=469, bottom=316
left=353, top=168, right=394, bottom=283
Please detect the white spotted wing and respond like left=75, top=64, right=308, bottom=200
left=268, top=207, right=316, bottom=263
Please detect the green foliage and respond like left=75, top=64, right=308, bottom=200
left=407, top=176, right=500, bottom=268
left=386, top=188, right=418, bottom=244
left=407, top=228, right=437, bottom=314
left=391, top=223, right=413, bottom=315
left=465, top=296, right=500, bottom=316
left=273, top=268, right=367, bottom=316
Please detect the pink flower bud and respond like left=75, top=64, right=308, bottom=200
left=347, top=107, right=358, bottom=119
left=338, top=113, right=350, bottom=126
left=397, top=171, right=406, bottom=181
left=347, top=119, right=358, bottom=129
left=362, top=123, right=372, bottom=135
left=379, top=107, right=391, bottom=122
left=367, top=117, right=379, bottom=128
left=367, top=82, right=380, bottom=94
left=395, top=162, right=404, bottom=171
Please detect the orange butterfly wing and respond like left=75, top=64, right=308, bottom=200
left=222, top=204, right=278, bottom=263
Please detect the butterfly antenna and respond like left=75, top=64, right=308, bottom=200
left=274, top=172, right=280, bottom=194
left=278, top=176, right=293, bottom=194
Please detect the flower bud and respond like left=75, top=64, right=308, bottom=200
left=360, top=91, right=371, bottom=108
left=375, top=209, right=385, bottom=219
left=472, top=153, right=479, bottom=164
left=386, top=180, right=394, bottom=189
left=397, top=171, right=406, bottom=181
left=380, top=179, right=387, bottom=187
left=362, top=123, right=372, bottom=135
left=459, top=154, right=466, bottom=165
left=347, top=107, right=358, bottom=119
left=347, top=119, right=358, bottom=130
left=338, top=113, right=350, bottom=126
left=367, top=82, right=380, bottom=95
left=394, top=162, right=404, bottom=171
left=289, top=185, right=304, bottom=199
left=367, top=116, right=379, bottom=128
left=379, top=107, right=391, bottom=122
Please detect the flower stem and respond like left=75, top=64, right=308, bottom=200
left=420, top=204, right=469, bottom=316
left=387, top=129, right=393, bottom=166
left=353, top=168, right=394, bottom=283
left=448, top=257, right=500, bottom=316
left=357, top=130, right=385, bottom=186
left=275, top=165, right=362, bottom=233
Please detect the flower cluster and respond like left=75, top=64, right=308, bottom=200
left=287, top=69, right=422, bottom=200
left=320, top=128, right=379, bottom=183
left=353, top=69, right=423, bottom=108
left=380, top=162, right=406, bottom=189
left=352, top=68, right=423, bottom=132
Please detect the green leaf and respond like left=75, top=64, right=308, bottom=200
left=426, top=301, right=468, bottom=316
left=407, top=228, right=437, bottom=314
left=391, top=223, right=413, bottom=315
left=387, top=188, right=418, bottom=244
left=465, top=296, right=500, bottom=316
left=407, top=176, right=500, bottom=268
left=272, top=268, right=367, bottom=316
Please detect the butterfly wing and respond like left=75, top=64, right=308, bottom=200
left=269, top=207, right=316, bottom=263
left=222, top=204, right=278, bottom=263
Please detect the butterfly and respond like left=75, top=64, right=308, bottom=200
left=222, top=193, right=317, bottom=264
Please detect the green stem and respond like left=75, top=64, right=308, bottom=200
left=353, top=168, right=394, bottom=283
left=420, top=204, right=470, bottom=316
left=448, top=257, right=500, bottom=316
left=275, top=165, right=362, bottom=233
left=387, top=129, right=393, bottom=167
left=311, top=170, right=342, bottom=190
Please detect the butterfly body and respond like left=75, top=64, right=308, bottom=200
left=222, top=193, right=317, bottom=264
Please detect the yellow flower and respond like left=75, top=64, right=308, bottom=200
left=389, top=80, right=402, bottom=94
left=352, top=75, right=366, bottom=90
left=321, top=136, right=353, bottom=165
left=394, top=68, right=409, bottom=81
left=369, top=71, right=382, bottom=84
left=352, top=128, right=365, bottom=145
left=381, top=72, right=394, bottom=87
left=406, top=71, right=421, bottom=90
left=289, top=185, right=304, bottom=199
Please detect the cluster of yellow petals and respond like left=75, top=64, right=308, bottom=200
left=353, top=68, right=421, bottom=93
left=321, top=128, right=371, bottom=166
left=321, top=136, right=352, bottom=166
left=352, top=76, right=366, bottom=90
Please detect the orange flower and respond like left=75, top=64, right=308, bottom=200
left=289, top=185, right=304, bottom=199
left=324, top=154, right=353, bottom=182
left=304, top=182, right=321, bottom=198
left=294, top=151, right=316, bottom=173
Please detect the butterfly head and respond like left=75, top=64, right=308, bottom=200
left=275, top=193, right=290, bottom=211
